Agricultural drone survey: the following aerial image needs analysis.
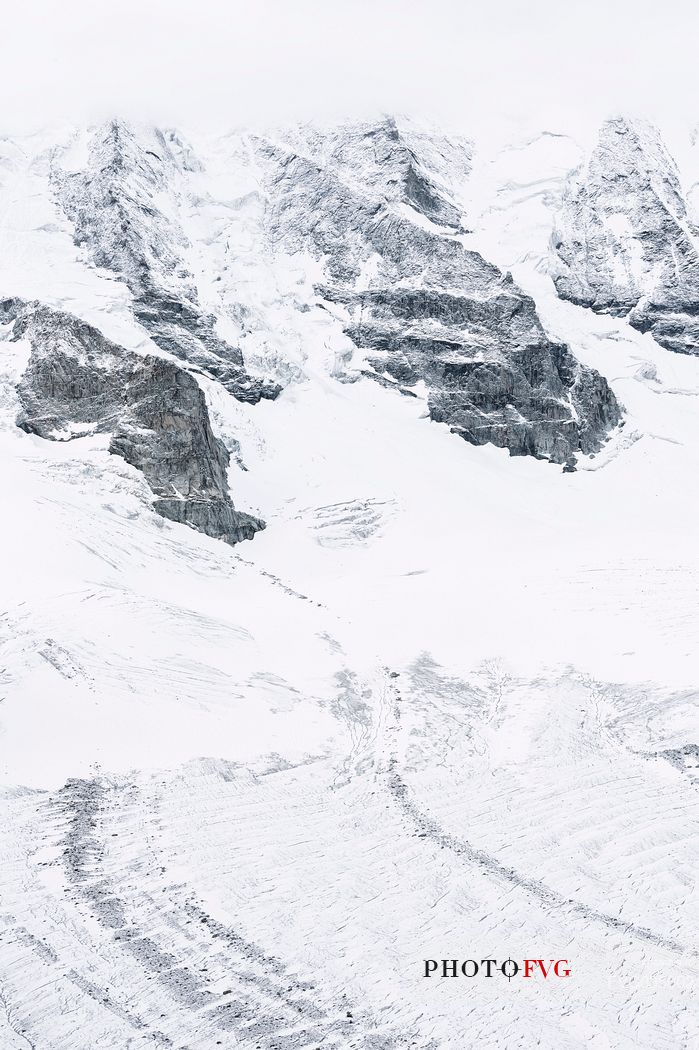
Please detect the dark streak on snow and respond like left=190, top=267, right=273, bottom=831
left=383, top=680, right=696, bottom=959
left=53, top=778, right=433, bottom=1050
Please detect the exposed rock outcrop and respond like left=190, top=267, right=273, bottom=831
left=335, top=285, right=621, bottom=462
left=250, top=119, right=621, bottom=464
left=552, top=116, right=699, bottom=355
left=5, top=298, right=263, bottom=544
left=52, top=121, right=280, bottom=402
left=6, top=117, right=624, bottom=471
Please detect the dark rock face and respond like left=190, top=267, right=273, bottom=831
left=253, top=120, right=621, bottom=465
left=552, top=116, right=699, bottom=355
left=343, top=294, right=620, bottom=461
left=7, top=299, right=263, bottom=545
left=28, top=116, right=623, bottom=469
left=52, top=121, right=279, bottom=402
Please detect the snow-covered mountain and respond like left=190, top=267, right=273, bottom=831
left=1, top=115, right=698, bottom=1050
left=552, top=116, right=699, bottom=354
left=43, top=117, right=622, bottom=480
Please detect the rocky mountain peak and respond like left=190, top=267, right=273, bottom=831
left=296, top=114, right=472, bottom=230
left=53, top=120, right=279, bottom=403
left=246, top=118, right=621, bottom=465
left=552, top=115, right=699, bottom=354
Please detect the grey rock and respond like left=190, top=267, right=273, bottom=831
left=252, top=121, right=621, bottom=464
left=52, top=120, right=280, bottom=402
left=281, top=116, right=471, bottom=231
left=335, top=287, right=620, bottom=462
left=7, top=298, right=263, bottom=545
left=552, top=116, right=699, bottom=355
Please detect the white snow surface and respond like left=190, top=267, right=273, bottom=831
left=1, top=120, right=698, bottom=1049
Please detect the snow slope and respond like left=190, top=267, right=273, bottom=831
left=1, top=118, right=698, bottom=1049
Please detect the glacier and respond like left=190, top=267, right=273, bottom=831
left=0, top=114, right=698, bottom=1049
